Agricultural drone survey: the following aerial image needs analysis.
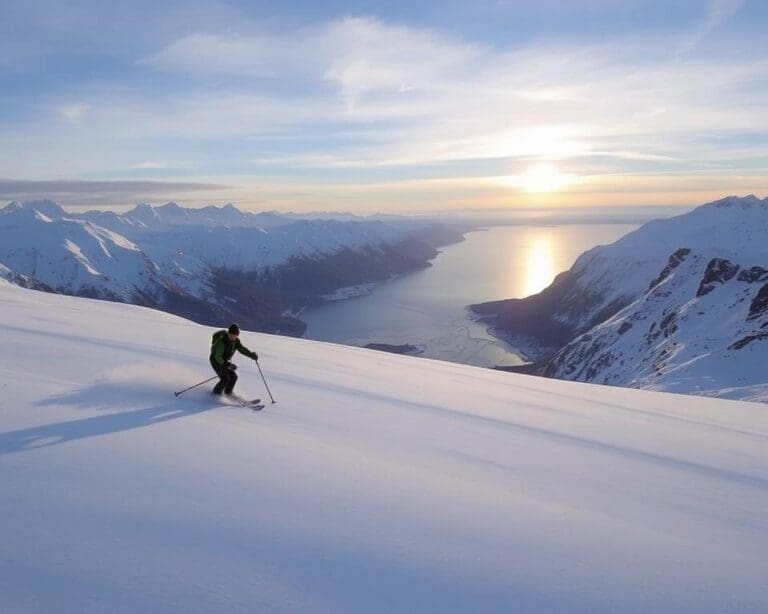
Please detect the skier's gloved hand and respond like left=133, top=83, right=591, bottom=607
left=226, top=363, right=237, bottom=371
left=252, top=352, right=259, bottom=362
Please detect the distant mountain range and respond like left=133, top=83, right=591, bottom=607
left=12, top=194, right=767, bottom=401
left=472, top=194, right=768, bottom=402
left=0, top=200, right=466, bottom=335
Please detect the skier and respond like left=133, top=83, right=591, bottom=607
left=210, top=323, right=258, bottom=396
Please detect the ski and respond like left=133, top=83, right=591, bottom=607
left=229, top=395, right=263, bottom=410
left=204, top=393, right=265, bottom=411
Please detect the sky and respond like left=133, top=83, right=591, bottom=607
left=1, top=0, right=767, bottom=212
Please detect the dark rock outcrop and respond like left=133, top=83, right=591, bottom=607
left=747, top=282, right=768, bottom=321
left=696, top=258, right=740, bottom=297
left=648, top=248, right=691, bottom=291
left=738, top=266, right=768, bottom=283
left=659, top=311, right=678, bottom=337
left=730, top=331, right=768, bottom=350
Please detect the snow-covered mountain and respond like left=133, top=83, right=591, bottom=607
left=2, top=278, right=767, bottom=613
left=112, top=202, right=294, bottom=230
left=0, top=200, right=163, bottom=301
left=5, top=200, right=411, bottom=273
left=473, top=195, right=768, bottom=349
left=544, top=213, right=768, bottom=400
left=473, top=194, right=768, bottom=400
left=0, top=200, right=464, bottom=335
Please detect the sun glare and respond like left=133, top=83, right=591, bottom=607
left=522, top=235, right=556, bottom=297
left=516, top=164, right=574, bottom=193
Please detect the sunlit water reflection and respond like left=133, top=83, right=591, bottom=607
left=521, top=234, right=556, bottom=297
left=302, top=224, right=637, bottom=367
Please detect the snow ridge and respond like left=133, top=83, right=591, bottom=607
left=556, top=194, right=768, bottom=331
left=543, top=195, right=768, bottom=401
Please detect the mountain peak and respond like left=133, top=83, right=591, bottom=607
left=22, top=199, right=66, bottom=218
left=701, top=194, right=767, bottom=211
left=1, top=200, right=66, bottom=219
left=158, top=201, right=183, bottom=211
left=1, top=201, right=23, bottom=213
left=127, top=202, right=160, bottom=219
left=131, top=202, right=154, bottom=211
left=218, top=203, right=244, bottom=219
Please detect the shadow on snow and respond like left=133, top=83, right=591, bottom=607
left=0, top=384, right=214, bottom=456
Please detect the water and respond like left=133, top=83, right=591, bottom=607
left=302, top=224, right=638, bottom=367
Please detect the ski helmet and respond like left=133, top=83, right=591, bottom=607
left=228, top=323, right=240, bottom=336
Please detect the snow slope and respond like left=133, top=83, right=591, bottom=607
left=1, top=280, right=767, bottom=613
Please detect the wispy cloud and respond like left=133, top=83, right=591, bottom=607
left=132, top=16, right=768, bottom=168
left=130, top=160, right=187, bottom=170
left=677, top=0, right=743, bottom=56
left=142, top=32, right=293, bottom=77
left=320, top=17, right=483, bottom=112
left=57, top=103, right=91, bottom=123
left=0, top=179, right=229, bottom=208
left=2, top=7, right=767, bottom=211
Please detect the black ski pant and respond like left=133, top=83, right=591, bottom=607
left=210, top=358, right=237, bottom=395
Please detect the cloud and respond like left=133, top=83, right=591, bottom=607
left=0, top=179, right=230, bottom=208
left=57, top=103, right=91, bottom=123
left=135, top=16, right=768, bottom=161
left=4, top=12, right=768, bottom=211
left=142, top=16, right=484, bottom=109
left=143, top=17, right=480, bottom=72
left=142, top=32, right=289, bottom=76
left=24, top=29, right=768, bottom=178
left=320, top=17, right=483, bottom=111
left=677, top=0, right=743, bottom=56
left=14, top=33, right=767, bottom=189
left=130, top=160, right=181, bottom=169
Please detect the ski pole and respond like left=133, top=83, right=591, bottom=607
left=256, top=361, right=276, bottom=404
left=174, top=375, right=219, bottom=397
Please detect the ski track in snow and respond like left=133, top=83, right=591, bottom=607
left=1, top=279, right=767, bottom=613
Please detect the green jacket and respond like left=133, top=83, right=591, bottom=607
left=210, top=330, right=257, bottom=365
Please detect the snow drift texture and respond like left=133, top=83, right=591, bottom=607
left=1, top=279, right=767, bottom=613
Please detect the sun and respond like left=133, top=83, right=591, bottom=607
left=516, top=163, right=574, bottom=193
